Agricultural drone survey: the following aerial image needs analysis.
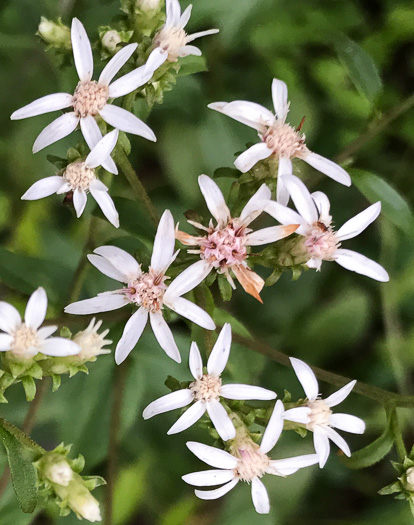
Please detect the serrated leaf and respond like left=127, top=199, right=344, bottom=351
left=0, top=427, right=38, bottom=513
left=334, top=35, right=382, bottom=103
left=351, top=169, right=414, bottom=234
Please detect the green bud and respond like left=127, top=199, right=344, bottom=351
left=37, top=17, right=71, bottom=50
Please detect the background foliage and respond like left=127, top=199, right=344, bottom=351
left=1, top=0, right=414, bottom=523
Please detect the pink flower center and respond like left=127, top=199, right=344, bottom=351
left=127, top=269, right=167, bottom=313
left=234, top=446, right=270, bottom=482
left=304, top=222, right=339, bottom=261
left=200, top=222, right=247, bottom=269
left=263, top=121, right=308, bottom=159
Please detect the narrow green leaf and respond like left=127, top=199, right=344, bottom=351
left=334, top=35, right=382, bottom=103
left=351, top=169, right=414, bottom=234
left=177, top=55, right=207, bottom=76
left=217, top=275, right=233, bottom=302
left=21, top=377, right=36, bottom=402
left=0, top=428, right=38, bottom=513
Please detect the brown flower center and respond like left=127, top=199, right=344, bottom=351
left=128, top=269, right=167, bottom=313
left=200, top=221, right=248, bottom=269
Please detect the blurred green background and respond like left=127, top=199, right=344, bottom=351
left=1, top=0, right=414, bottom=523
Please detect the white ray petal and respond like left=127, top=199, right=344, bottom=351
left=142, top=389, right=193, bottom=419
left=189, top=342, right=204, bottom=380
left=334, top=249, right=389, bottom=282
left=168, top=400, right=206, bottom=434
left=150, top=210, right=175, bottom=274
left=33, top=112, right=79, bottom=153
left=329, top=414, right=365, bottom=434
left=10, top=93, right=73, bottom=120
left=283, top=406, right=310, bottom=424
left=37, top=325, right=58, bottom=340
left=73, top=188, right=87, bottom=217
left=0, top=302, right=22, bottom=333
left=185, top=29, right=220, bottom=43
left=336, top=202, right=381, bottom=241
left=71, top=18, right=93, bottom=81
left=39, top=338, right=80, bottom=357
left=22, top=176, right=64, bottom=200
left=198, top=175, right=230, bottom=228
left=267, top=454, right=319, bottom=476
left=178, top=4, right=192, bottom=28
left=149, top=312, right=181, bottom=363
left=79, top=116, right=117, bottom=174
left=284, top=175, right=318, bottom=225
left=194, top=479, right=239, bottom=500
left=215, top=100, right=275, bottom=129
left=165, top=0, right=181, bottom=28
left=290, top=358, right=319, bottom=400
left=260, top=399, right=284, bottom=454
left=220, top=384, right=276, bottom=401
left=313, top=427, right=330, bottom=468
left=271, top=78, right=289, bottom=122
left=324, top=380, right=356, bottom=408
left=25, top=287, right=47, bottom=329
left=87, top=254, right=125, bottom=283
left=165, top=296, right=215, bottom=330
left=234, top=143, right=272, bottom=173
left=0, top=334, right=13, bottom=351
left=182, top=469, right=234, bottom=487
left=303, top=152, right=351, bottom=186
left=264, top=201, right=306, bottom=231
left=93, top=246, right=141, bottom=280
left=65, top=292, right=128, bottom=315
left=246, top=224, right=298, bottom=246
left=311, top=191, right=331, bottom=223
left=85, top=129, right=119, bottom=169
left=99, top=43, right=138, bottom=85
left=99, top=104, right=156, bottom=141
left=166, top=260, right=211, bottom=298
left=90, top=184, right=120, bottom=228
left=277, top=157, right=293, bottom=206
left=186, top=441, right=239, bottom=469
left=239, top=184, right=271, bottom=225
left=208, top=102, right=267, bottom=133
left=115, top=308, right=148, bottom=364
left=323, top=425, right=351, bottom=457
left=207, top=323, right=231, bottom=376
left=206, top=400, right=236, bottom=441
left=251, top=477, right=270, bottom=514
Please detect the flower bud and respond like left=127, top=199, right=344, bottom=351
left=101, top=30, right=122, bottom=53
left=66, top=485, right=102, bottom=522
left=72, top=318, right=112, bottom=361
left=405, top=467, right=414, bottom=491
left=45, top=460, right=73, bottom=487
left=37, top=17, right=71, bottom=50
left=136, top=0, right=161, bottom=11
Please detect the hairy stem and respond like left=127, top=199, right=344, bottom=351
left=115, top=148, right=159, bottom=225
left=104, top=361, right=129, bottom=525
left=231, top=333, right=414, bottom=408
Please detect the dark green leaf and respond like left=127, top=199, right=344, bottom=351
left=217, top=275, right=233, bottom=302
left=351, top=169, right=414, bottom=234
left=334, top=35, right=382, bottom=103
left=177, top=56, right=207, bottom=76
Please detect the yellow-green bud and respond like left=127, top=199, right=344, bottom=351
left=38, top=17, right=71, bottom=49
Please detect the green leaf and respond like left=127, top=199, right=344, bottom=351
left=176, top=55, right=207, bottom=76
left=334, top=35, right=382, bottom=103
left=51, top=374, right=61, bottom=392
left=21, top=377, right=36, bottom=402
left=378, top=481, right=402, bottom=496
left=213, top=167, right=240, bottom=179
left=0, top=428, right=38, bottom=513
left=217, top=274, right=233, bottom=302
left=351, top=169, right=414, bottom=234
left=108, top=197, right=156, bottom=242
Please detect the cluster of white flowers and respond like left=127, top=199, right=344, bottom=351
left=6, top=0, right=390, bottom=519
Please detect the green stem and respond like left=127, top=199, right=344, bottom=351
left=104, top=361, right=129, bottom=525
left=231, top=332, right=414, bottom=408
left=115, top=148, right=159, bottom=226
left=391, top=409, right=407, bottom=461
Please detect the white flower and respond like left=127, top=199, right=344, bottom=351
left=64, top=210, right=215, bottom=365
left=22, top=129, right=120, bottom=227
left=0, top=288, right=80, bottom=360
left=208, top=78, right=351, bottom=205
left=153, top=0, right=219, bottom=62
left=11, top=18, right=167, bottom=153
left=283, top=358, right=366, bottom=468
left=175, top=175, right=298, bottom=302
left=182, top=400, right=319, bottom=514
left=73, top=318, right=112, bottom=360
left=265, top=174, right=390, bottom=281
left=46, top=461, right=73, bottom=487
left=143, top=323, right=276, bottom=441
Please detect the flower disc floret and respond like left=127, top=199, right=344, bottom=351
left=154, top=27, right=187, bottom=60
left=72, top=80, right=109, bottom=118
left=306, top=399, right=332, bottom=430
left=235, top=446, right=271, bottom=482
left=64, top=161, right=95, bottom=192
left=200, top=222, right=248, bottom=269
left=304, top=223, right=339, bottom=261
left=190, top=374, right=222, bottom=402
left=11, top=324, right=38, bottom=358
left=263, top=122, right=308, bottom=159
left=128, top=269, right=167, bottom=313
